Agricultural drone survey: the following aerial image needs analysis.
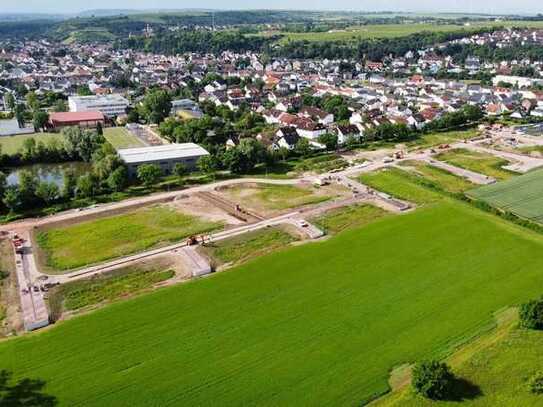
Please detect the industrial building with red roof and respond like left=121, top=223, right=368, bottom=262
left=48, top=111, right=105, bottom=130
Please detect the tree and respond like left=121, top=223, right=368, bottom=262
left=62, top=171, right=77, bottom=199
left=0, top=171, right=6, bottom=199
left=136, top=164, right=162, bottom=186
left=529, top=372, right=543, bottom=394
left=318, top=133, right=338, bottom=151
left=412, top=360, right=454, bottom=400
left=77, top=85, right=93, bottom=96
left=35, top=182, right=60, bottom=205
left=223, top=139, right=266, bottom=174
left=295, top=137, right=312, bottom=157
left=2, top=186, right=22, bottom=212
left=18, top=170, right=37, bottom=205
left=4, top=93, right=15, bottom=111
left=21, top=138, right=37, bottom=162
left=25, top=91, right=39, bottom=111
left=197, top=155, right=218, bottom=178
left=63, top=127, right=103, bottom=162
left=141, top=90, right=172, bottom=124
left=32, top=111, right=49, bottom=132
left=76, top=174, right=98, bottom=198
left=520, top=297, right=543, bottom=330
left=173, top=163, right=187, bottom=178
left=96, top=122, right=103, bottom=136
left=14, top=104, right=26, bottom=129
left=107, top=166, right=128, bottom=192
left=52, top=100, right=68, bottom=112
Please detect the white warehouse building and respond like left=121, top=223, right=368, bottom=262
left=118, top=143, right=210, bottom=177
left=68, top=95, right=129, bottom=117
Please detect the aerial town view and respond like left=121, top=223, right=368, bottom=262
left=2, top=0, right=543, bottom=405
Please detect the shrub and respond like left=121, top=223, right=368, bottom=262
left=412, top=360, right=454, bottom=400
left=519, top=297, right=543, bottom=330
left=529, top=372, right=543, bottom=394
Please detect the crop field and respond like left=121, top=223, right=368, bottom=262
left=377, top=317, right=543, bottom=407
left=201, top=226, right=297, bottom=267
left=435, top=148, right=514, bottom=180
left=468, top=168, right=543, bottom=223
left=36, top=206, right=222, bottom=271
left=3, top=202, right=543, bottom=405
left=0, top=132, right=64, bottom=155
left=313, top=203, right=389, bottom=234
left=398, top=160, right=475, bottom=194
left=358, top=167, right=445, bottom=205
left=269, top=21, right=543, bottom=44
left=103, top=127, right=146, bottom=150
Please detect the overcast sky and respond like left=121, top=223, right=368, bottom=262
left=2, top=0, right=542, bottom=15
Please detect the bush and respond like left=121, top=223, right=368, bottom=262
left=519, top=297, right=543, bottom=330
left=412, top=360, right=454, bottom=400
left=529, top=372, right=543, bottom=394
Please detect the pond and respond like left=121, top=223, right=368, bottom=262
left=5, top=162, right=92, bottom=187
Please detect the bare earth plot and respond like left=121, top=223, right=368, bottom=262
left=217, top=182, right=348, bottom=216
left=468, top=168, right=543, bottom=223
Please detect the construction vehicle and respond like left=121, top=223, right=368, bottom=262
left=187, top=235, right=199, bottom=246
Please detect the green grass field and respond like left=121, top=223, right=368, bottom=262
left=3, top=202, right=543, bottom=405
left=48, top=265, right=175, bottom=318
left=358, top=167, right=445, bottom=205
left=407, top=129, right=478, bottom=150
left=201, top=226, right=297, bottom=266
left=223, top=183, right=334, bottom=212
left=269, top=21, right=543, bottom=44
left=103, top=127, right=145, bottom=150
left=313, top=203, right=389, bottom=234
left=398, top=160, right=475, bottom=194
left=435, top=148, right=514, bottom=181
left=376, top=317, right=543, bottom=407
left=0, top=132, right=65, bottom=155
left=36, top=206, right=222, bottom=271
left=468, top=168, right=543, bottom=223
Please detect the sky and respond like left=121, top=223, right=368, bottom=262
left=1, top=0, right=542, bottom=15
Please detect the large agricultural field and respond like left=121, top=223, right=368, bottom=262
left=468, top=168, right=543, bottom=223
left=267, top=21, right=543, bottom=44
left=35, top=205, right=222, bottom=271
left=3, top=201, right=543, bottom=405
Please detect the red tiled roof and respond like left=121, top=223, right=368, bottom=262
left=49, top=111, right=104, bottom=123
